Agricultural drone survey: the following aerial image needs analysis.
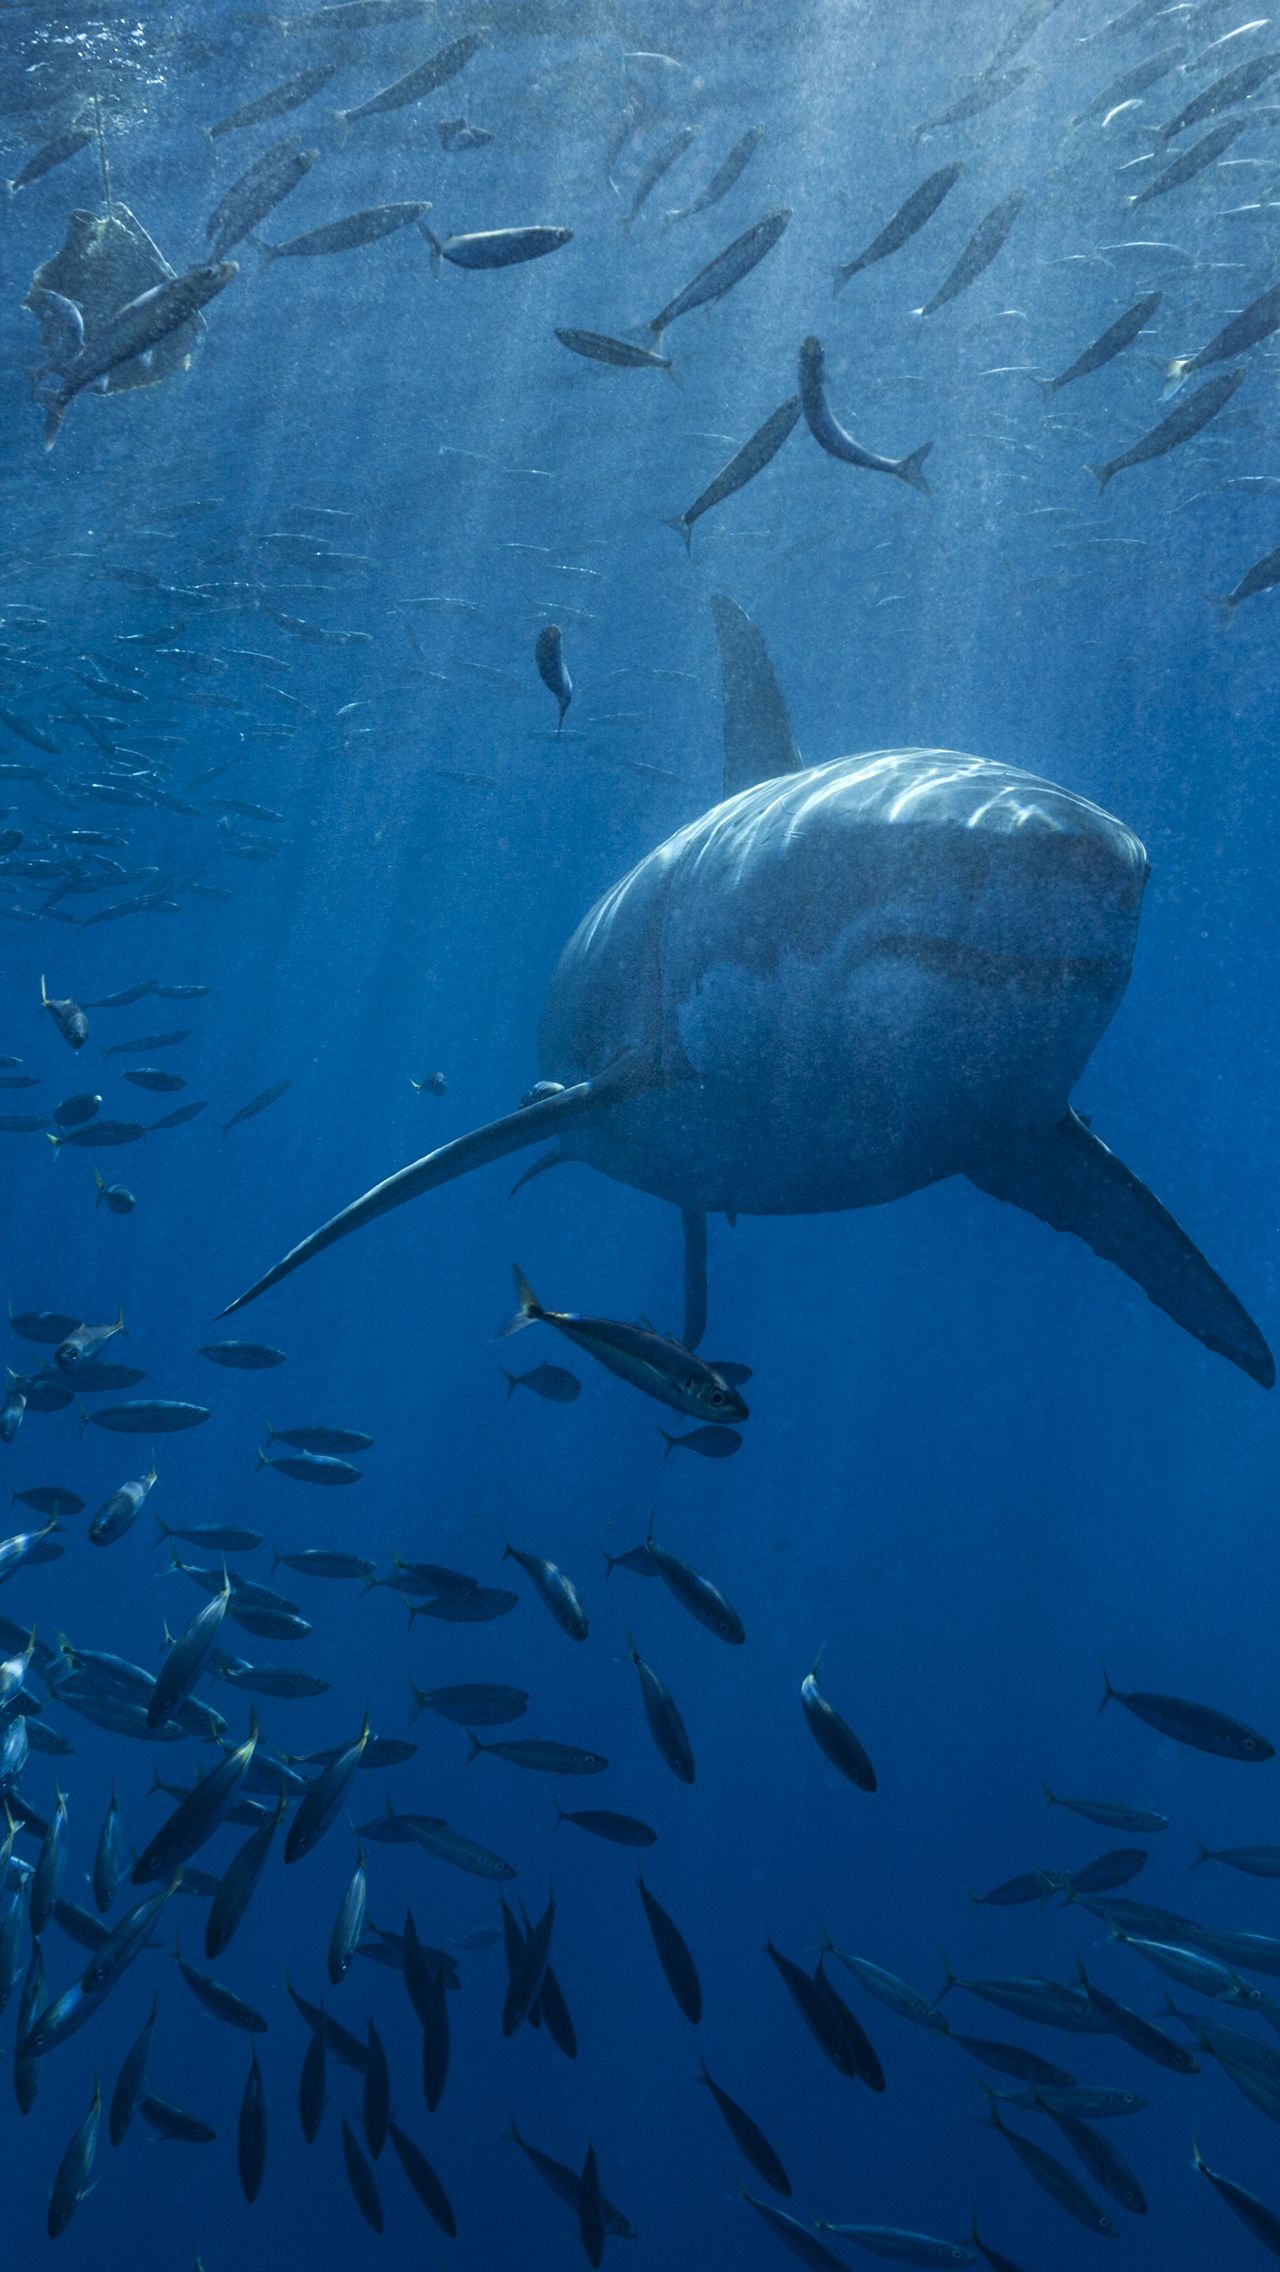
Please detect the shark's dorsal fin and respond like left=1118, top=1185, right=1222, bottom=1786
left=969, top=1111, right=1274, bottom=1389
left=710, top=592, right=802, bottom=801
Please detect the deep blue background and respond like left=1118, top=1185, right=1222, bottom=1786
left=1, top=0, right=1278, bottom=2265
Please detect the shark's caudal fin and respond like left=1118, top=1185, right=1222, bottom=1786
left=709, top=592, right=803, bottom=801
left=218, top=1058, right=663, bottom=1318
left=968, top=1110, right=1273, bottom=1388
left=681, top=1206, right=708, bottom=1350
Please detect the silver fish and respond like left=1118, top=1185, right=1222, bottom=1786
left=799, top=336, right=933, bottom=494
left=664, top=123, right=763, bottom=225
left=621, top=124, right=699, bottom=230
left=832, top=163, right=961, bottom=292
left=206, top=137, right=316, bottom=260
left=1165, top=279, right=1280, bottom=389
left=1087, top=370, right=1246, bottom=492
left=336, top=32, right=485, bottom=128
left=500, top=1265, right=747, bottom=1421
left=421, top=223, right=572, bottom=270
left=647, top=207, right=791, bottom=340
left=914, top=191, right=1024, bottom=318
left=1032, top=292, right=1162, bottom=394
left=208, top=63, right=337, bottom=138
left=39, top=264, right=238, bottom=449
left=663, top=397, right=801, bottom=550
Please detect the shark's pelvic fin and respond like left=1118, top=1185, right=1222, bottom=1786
left=219, top=1066, right=644, bottom=1318
left=710, top=591, right=803, bottom=801
left=682, top=1206, right=708, bottom=1350
left=968, top=1110, right=1274, bottom=1388
left=508, top=1146, right=565, bottom=1200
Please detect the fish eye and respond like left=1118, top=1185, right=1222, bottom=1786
left=709, top=1388, right=725, bottom=1405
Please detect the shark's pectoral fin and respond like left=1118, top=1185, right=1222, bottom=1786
left=218, top=1060, right=651, bottom=1318
left=682, top=1206, right=708, bottom=1350
left=968, top=1110, right=1274, bottom=1388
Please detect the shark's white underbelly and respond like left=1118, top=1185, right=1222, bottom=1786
left=540, top=749, right=1148, bottom=1215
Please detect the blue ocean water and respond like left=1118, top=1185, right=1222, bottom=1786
left=1, top=1, right=1279, bottom=2266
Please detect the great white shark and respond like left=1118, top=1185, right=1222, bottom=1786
left=222, top=595, right=1272, bottom=1389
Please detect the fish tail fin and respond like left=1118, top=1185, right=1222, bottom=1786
left=1042, top=1782, right=1057, bottom=1807
left=896, top=439, right=933, bottom=495
left=1191, top=2140, right=1205, bottom=2174
left=502, top=1371, right=518, bottom=1399
left=1098, top=1662, right=1116, bottom=1715
left=1190, top=1838, right=1211, bottom=1869
left=1085, top=462, right=1112, bottom=495
left=331, top=108, right=350, bottom=143
left=938, top=1948, right=957, bottom=1998
left=44, top=1132, right=62, bottom=1152
left=598, top=1545, right=617, bottom=1580
left=504, top=2113, right=523, bottom=2145
left=661, top=516, right=692, bottom=554
left=665, top=358, right=683, bottom=391
left=76, top=1400, right=89, bottom=1438
left=464, top=1730, right=484, bottom=1765
left=658, top=1428, right=676, bottom=1456
left=418, top=221, right=443, bottom=274
left=1028, top=374, right=1056, bottom=396
left=115, top=1304, right=126, bottom=1338
left=406, top=1681, right=426, bottom=1725
left=830, top=264, right=849, bottom=298
left=964, top=1888, right=983, bottom=1907
left=1208, top=593, right=1237, bottom=624
left=1162, top=357, right=1189, bottom=399
left=496, top=1264, right=541, bottom=1339
left=254, top=1445, right=270, bottom=1471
